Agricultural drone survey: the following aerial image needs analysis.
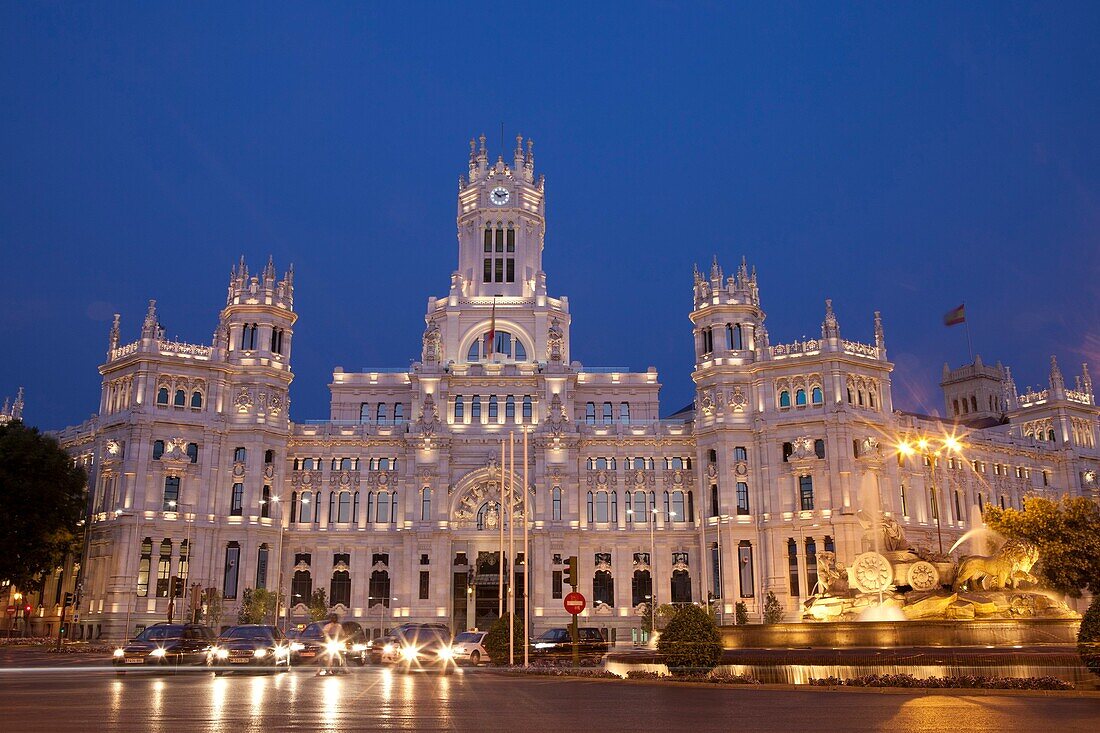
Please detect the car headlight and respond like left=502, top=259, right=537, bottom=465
left=383, top=644, right=394, bottom=655
left=113, top=648, right=125, bottom=658
left=289, top=642, right=304, bottom=652
left=253, top=648, right=268, bottom=658
left=534, top=643, right=552, bottom=650
left=352, top=643, right=367, bottom=652
left=150, top=648, right=167, bottom=657
left=437, top=647, right=453, bottom=661
left=214, top=648, right=229, bottom=659
left=400, top=646, right=419, bottom=661
left=324, top=641, right=343, bottom=654
left=274, top=646, right=289, bottom=657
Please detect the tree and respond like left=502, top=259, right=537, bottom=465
left=1078, top=597, right=1100, bottom=678
left=483, top=613, right=524, bottom=666
left=983, top=495, right=1100, bottom=597
left=641, top=603, right=678, bottom=634
left=0, top=422, right=87, bottom=590
left=238, top=588, right=280, bottom=625
left=308, top=588, right=329, bottom=621
left=763, top=591, right=784, bottom=624
left=734, top=601, right=749, bottom=626
left=202, top=588, right=223, bottom=629
left=656, top=604, right=722, bottom=674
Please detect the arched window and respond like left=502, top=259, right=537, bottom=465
left=233, top=447, right=246, bottom=463
left=585, top=402, right=596, bottom=425
left=795, top=389, right=807, bottom=406
left=593, top=570, right=614, bottom=606
left=631, top=569, right=652, bottom=607
left=454, top=395, right=464, bottom=421
left=620, top=402, right=630, bottom=423
left=299, top=491, right=313, bottom=524
left=552, top=487, right=562, bottom=520
left=779, top=390, right=791, bottom=408
left=602, top=402, right=613, bottom=425
left=152, top=440, right=165, bottom=460
left=291, top=569, right=312, bottom=607
left=265, top=449, right=275, bottom=464
left=190, top=391, right=203, bottom=409
left=393, top=403, right=404, bottom=423
left=421, top=487, right=431, bottom=521
left=857, top=390, right=865, bottom=406
left=330, top=570, right=351, bottom=608
left=261, top=485, right=272, bottom=518
left=471, top=396, right=481, bottom=421
left=1047, top=429, right=1056, bottom=442
left=173, top=389, right=186, bottom=407
left=156, top=387, right=169, bottom=405
left=811, top=386, right=823, bottom=405
left=270, top=327, right=284, bottom=355
left=670, top=570, right=692, bottom=604
left=505, top=395, right=515, bottom=420
left=488, top=395, right=498, bottom=420
left=868, top=390, right=877, bottom=409
left=847, top=387, right=854, bottom=403
left=522, top=395, right=533, bottom=422
left=467, top=330, right=528, bottom=362
left=376, top=403, right=387, bottom=423
left=728, top=323, right=743, bottom=350
left=186, top=443, right=198, bottom=464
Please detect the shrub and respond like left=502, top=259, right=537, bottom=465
left=483, top=614, right=525, bottom=666
left=656, top=604, right=722, bottom=674
left=734, top=602, right=749, bottom=626
left=809, top=674, right=1072, bottom=690
left=626, top=670, right=663, bottom=680
left=763, top=591, right=784, bottom=624
left=1078, top=595, right=1100, bottom=678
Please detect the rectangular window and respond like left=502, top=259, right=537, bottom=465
left=495, top=258, right=503, bottom=282
left=900, top=484, right=908, bottom=516
left=156, top=550, right=171, bottom=598
left=710, top=543, right=721, bottom=601
left=552, top=488, right=561, bottom=521
left=738, top=541, right=754, bottom=598
left=230, top=483, right=244, bottom=516
left=419, top=571, right=430, bottom=600
left=483, top=258, right=492, bottom=282
left=736, top=482, right=749, bottom=515
left=734, top=446, right=748, bottom=462
left=506, top=258, right=514, bottom=283
left=710, top=484, right=720, bottom=517
left=137, top=540, right=151, bottom=597
left=495, top=228, right=504, bottom=252
left=506, top=227, right=515, bottom=252
left=223, top=543, right=241, bottom=600
left=162, top=476, right=180, bottom=512
left=484, top=227, right=492, bottom=252
left=176, top=542, right=188, bottom=597
left=799, top=475, right=814, bottom=511
left=787, top=540, right=800, bottom=597
left=954, top=491, right=963, bottom=523
left=552, top=570, right=563, bottom=599
left=256, top=545, right=269, bottom=590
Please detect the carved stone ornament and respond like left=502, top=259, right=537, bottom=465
left=671, top=557, right=690, bottom=573
left=333, top=560, right=350, bottom=574
left=789, top=437, right=816, bottom=461
left=547, top=318, right=564, bottom=362
left=371, top=560, right=389, bottom=573
left=545, top=393, right=568, bottom=437
left=906, top=561, right=940, bottom=591
left=269, top=392, right=283, bottom=416
left=851, top=552, right=893, bottom=594
left=235, top=387, right=253, bottom=413
left=594, top=602, right=613, bottom=616
left=699, top=389, right=715, bottom=416
left=423, top=321, right=442, bottom=363
left=293, top=560, right=311, bottom=573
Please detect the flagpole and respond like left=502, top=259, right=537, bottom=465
left=963, top=302, right=975, bottom=362
left=509, top=430, right=515, bottom=666
left=523, top=426, right=529, bottom=668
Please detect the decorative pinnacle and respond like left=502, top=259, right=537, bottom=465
left=1049, top=355, right=1065, bottom=390
left=874, top=311, right=884, bottom=349
left=141, top=300, right=158, bottom=339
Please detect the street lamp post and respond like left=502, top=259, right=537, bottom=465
left=265, top=494, right=289, bottom=631
left=897, top=435, right=964, bottom=556
left=165, top=500, right=194, bottom=623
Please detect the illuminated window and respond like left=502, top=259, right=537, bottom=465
left=522, top=395, right=533, bottom=422
left=454, top=395, right=464, bottom=421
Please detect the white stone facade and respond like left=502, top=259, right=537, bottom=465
left=47, top=138, right=1099, bottom=642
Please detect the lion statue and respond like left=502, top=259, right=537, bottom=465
left=813, top=551, right=849, bottom=596
left=952, top=539, right=1040, bottom=592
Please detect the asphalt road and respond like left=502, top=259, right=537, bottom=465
left=0, top=662, right=1097, bottom=733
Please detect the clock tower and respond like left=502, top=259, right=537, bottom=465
left=454, top=134, right=546, bottom=299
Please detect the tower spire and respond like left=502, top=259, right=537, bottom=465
left=874, top=311, right=885, bottom=352
left=141, top=300, right=158, bottom=340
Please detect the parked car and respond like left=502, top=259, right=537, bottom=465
left=365, top=633, right=398, bottom=665
left=207, top=625, right=291, bottom=674
left=450, top=631, right=489, bottom=666
left=390, top=622, right=452, bottom=643
left=382, top=627, right=456, bottom=674
left=112, top=623, right=217, bottom=672
left=530, top=627, right=608, bottom=662
left=294, top=620, right=369, bottom=666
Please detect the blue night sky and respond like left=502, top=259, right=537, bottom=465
left=2, top=3, right=1098, bottom=430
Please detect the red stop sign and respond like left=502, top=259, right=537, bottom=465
left=564, top=591, right=586, bottom=615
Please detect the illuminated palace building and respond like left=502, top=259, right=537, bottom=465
left=50, top=137, right=1099, bottom=642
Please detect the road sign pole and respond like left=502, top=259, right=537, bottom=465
left=571, top=612, right=578, bottom=667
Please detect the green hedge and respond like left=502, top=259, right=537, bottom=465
left=656, top=605, right=722, bottom=673
left=1078, top=596, right=1100, bottom=678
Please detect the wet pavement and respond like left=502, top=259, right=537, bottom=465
left=0, top=658, right=1097, bottom=732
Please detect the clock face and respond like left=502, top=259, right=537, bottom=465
left=490, top=187, right=510, bottom=206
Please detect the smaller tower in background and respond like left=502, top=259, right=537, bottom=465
left=940, top=355, right=1007, bottom=422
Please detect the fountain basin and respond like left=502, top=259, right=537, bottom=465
left=720, top=618, right=1081, bottom=649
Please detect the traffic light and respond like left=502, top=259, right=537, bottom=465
left=168, top=577, right=179, bottom=598
left=24, top=605, right=32, bottom=614
left=563, top=556, right=578, bottom=588
left=63, top=592, right=74, bottom=607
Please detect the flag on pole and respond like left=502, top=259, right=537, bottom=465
left=943, top=304, right=966, bottom=327
left=485, top=296, right=498, bottom=358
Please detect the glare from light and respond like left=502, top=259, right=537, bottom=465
left=944, top=436, right=962, bottom=451
left=897, top=441, right=914, bottom=456
left=150, top=647, right=167, bottom=657
left=214, top=647, right=229, bottom=659
left=917, top=438, right=930, bottom=451
left=289, top=642, right=304, bottom=652
left=253, top=648, right=268, bottom=658
left=437, top=646, right=453, bottom=661
left=401, top=645, right=419, bottom=661
left=113, top=648, right=124, bottom=658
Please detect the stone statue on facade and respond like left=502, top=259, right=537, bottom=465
left=423, top=321, right=441, bottom=364
left=547, top=318, right=564, bottom=362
